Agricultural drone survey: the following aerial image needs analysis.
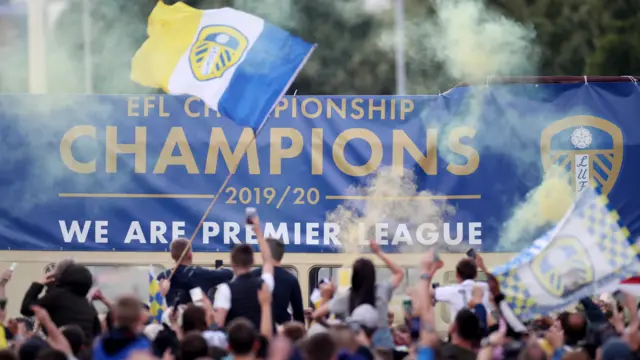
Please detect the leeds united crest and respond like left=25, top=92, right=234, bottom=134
left=189, top=25, right=248, bottom=81
left=541, top=115, right=623, bottom=196
left=532, top=236, right=594, bottom=298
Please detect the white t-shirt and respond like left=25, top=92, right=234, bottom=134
left=434, top=280, right=491, bottom=321
left=213, top=272, right=275, bottom=310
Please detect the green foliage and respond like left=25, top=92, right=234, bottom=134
left=2, top=0, right=640, bottom=94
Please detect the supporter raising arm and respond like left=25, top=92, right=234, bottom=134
left=254, top=215, right=275, bottom=277
left=31, top=306, right=72, bottom=356
left=214, top=212, right=275, bottom=329
left=20, top=263, right=102, bottom=340
left=369, top=240, right=404, bottom=288
left=415, top=249, right=440, bottom=360
left=251, top=238, right=305, bottom=325
left=434, top=253, right=490, bottom=322
left=312, top=240, right=403, bottom=349
left=258, top=282, right=274, bottom=339
left=157, top=238, right=233, bottom=306
left=0, top=267, right=12, bottom=300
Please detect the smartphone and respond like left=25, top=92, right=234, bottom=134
left=214, top=260, right=223, bottom=269
left=189, top=287, right=205, bottom=306
left=466, top=248, right=477, bottom=259
left=9, top=263, right=17, bottom=271
left=245, top=207, right=257, bottom=225
left=409, top=317, right=421, bottom=340
left=402, top=298, right=412, bottom=314
left=171, top=295, right=181, bottom=311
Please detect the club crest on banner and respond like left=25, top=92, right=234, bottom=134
left=531, top=236, right=595, bottom=298
left=541, top=115, right=623, bottom=197
left=189, top=25, right=248, bottom=81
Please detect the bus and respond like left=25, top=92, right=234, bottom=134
left=0, top=251, right=516, bottom=333
left=1, top=76, right=638, bottom=333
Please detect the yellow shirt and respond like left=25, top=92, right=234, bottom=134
left=0, top=326, right=9, bottom=349
left=312, top=298, right=335, bottom=324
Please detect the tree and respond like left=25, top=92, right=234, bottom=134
left=585, top=0, right=640, bottom=75
left=288, top=0, right=395, bottom=95
left=11, top=0, right=640, bottom=95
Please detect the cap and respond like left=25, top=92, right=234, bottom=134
left=346, top=304, right=378, bottom=330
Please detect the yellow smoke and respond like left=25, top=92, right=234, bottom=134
left=499, top=166, right=574, bottom=250
left=326, top=166, right=455, bottom=263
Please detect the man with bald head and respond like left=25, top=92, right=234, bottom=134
left=157, top=238, right=232, bottom=306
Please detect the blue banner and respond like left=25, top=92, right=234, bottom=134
left=1, top=81, right=640, bottom=253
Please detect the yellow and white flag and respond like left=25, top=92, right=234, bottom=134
left=492, top=185, right=638, bottom=321
left=131, top=1, right=315, bottom=128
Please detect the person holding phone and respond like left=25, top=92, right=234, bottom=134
left=251, top=237, right=305, bottom=325
left=20, top=262, right=102, bottom=341
left=213, top=209, right=275, bottom=330
left=433, top=252, right=491, bottom=325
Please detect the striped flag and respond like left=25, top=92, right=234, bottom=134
left=492, top=185, right=639, bottom=322
left=131, top=1, right=315, bottom=129
left=148, top=266, right=166, bottom=324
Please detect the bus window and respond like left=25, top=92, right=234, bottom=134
left=309, top=266, right=414, bottom=297
left=86, top=265, right=165, bottom=313
left=316, top=267, right=334, bottom=284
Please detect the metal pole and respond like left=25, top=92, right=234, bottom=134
left=82, top=0, right=93, bottom=93
left=394, top=0, right=407, bottom=95
left=27, top=0, right=47, bottom=94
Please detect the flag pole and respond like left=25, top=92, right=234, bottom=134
left=168, top=46, right=316, bottom=280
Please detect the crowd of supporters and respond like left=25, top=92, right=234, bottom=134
left=0, top=214, right=637, bottom=360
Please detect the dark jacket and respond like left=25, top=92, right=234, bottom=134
left=226, top=273, right=264, bottom=329
left=252, top=267, right=304, bottom=324
left=158, top=265, right=233, bottom=306
left=93, top=328, right=151, bottom=360
left=20, top=263, right=101, bottom=340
